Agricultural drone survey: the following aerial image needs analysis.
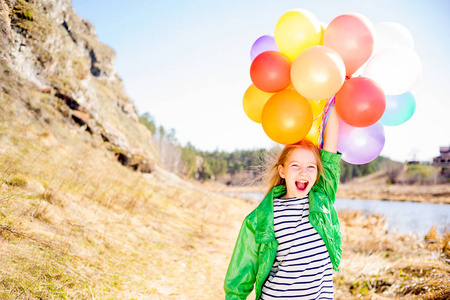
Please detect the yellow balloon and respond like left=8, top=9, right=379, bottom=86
left=305, top=117, right=322, bottom=146
left=243, top=84, right=274, bottom=123
left=305, top=99, right=326, bottom=145
left=291, top=45, right=346, bottom=101
left=275, top=9, right=321, bottom=61
left=310, top=99, right=327, bottom=117
left=319, top=22, right=327, bottom=45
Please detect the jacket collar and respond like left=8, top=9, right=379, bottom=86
left=255, top=185, right=286, bottom=243
left=254, top=185, right=330, bottom=243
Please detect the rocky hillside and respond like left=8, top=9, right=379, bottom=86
left=1, top=0, right=155, bottom=172
left=0, top=2, right=251, bottom=298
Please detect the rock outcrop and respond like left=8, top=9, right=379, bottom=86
left=0, top=0, right=155, bottom=172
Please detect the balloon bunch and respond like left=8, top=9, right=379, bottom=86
left=242, top=10, right=421, bottom=164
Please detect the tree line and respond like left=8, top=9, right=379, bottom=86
left=139, top=113, right=398, bottom=185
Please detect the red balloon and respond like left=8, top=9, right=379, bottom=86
left=335, top=77, right=386, bottom=127
left=250, top=51, right=291, bottom=93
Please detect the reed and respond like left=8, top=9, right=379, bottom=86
left=335, top=211, right=450, bottom=299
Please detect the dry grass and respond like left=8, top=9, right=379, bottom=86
left=0, top=147, right=250, bottom=299
left=0, top=90, right=253, bottom=299
left=336, top=211, right=450, bottom=300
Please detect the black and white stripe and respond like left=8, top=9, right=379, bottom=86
left=260, top=197, right=334, bottom=300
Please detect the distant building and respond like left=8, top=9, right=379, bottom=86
left=433, top=146, right=450, bottom=178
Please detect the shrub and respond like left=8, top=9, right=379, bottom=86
left=406, top=164, right=440, bottom=185
left=5, top=175, right=28, bottom=187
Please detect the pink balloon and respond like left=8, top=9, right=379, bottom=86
left=337, top=119, right=385, bottom=165
left=250, top=35, right=279, bottom=61
left=323, top=13, right=375, bottom=77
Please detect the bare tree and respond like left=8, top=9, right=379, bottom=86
left=383, top=160, right=404, bottom=184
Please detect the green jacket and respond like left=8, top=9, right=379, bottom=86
left=224, top=150, right=342, bottom=300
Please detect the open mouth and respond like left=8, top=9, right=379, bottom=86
left=295, top=180, right=309, bottom=191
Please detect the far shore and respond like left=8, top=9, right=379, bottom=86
left=206, top=182, right=450, bottom=205
left=336, top=183, right=450, bottom=205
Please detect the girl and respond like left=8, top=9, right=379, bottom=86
left=224, top=108, right=341, bottom=300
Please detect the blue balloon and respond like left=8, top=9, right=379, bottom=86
left=379, top=92, right=416, bottom=126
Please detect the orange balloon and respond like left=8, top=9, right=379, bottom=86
left=261, top=90, right=313, bottom=145
left=323, top=13, right=374, bottom=76
left=243, top=84, right=274, bottom=123
left=291, top=46, right=345, bottom=101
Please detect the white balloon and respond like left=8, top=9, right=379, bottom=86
left=355, top=21, right=411, bottom=77
left=363, top=46, right=421, bottom=95
left=374, top=22, right=414, bottom=53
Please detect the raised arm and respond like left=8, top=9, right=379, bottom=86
left=322, top=106, right=339, bottom=154
left=315, top=106, right=341, bottom=202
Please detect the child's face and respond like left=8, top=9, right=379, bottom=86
left=278, top=148, right=318, bottom=199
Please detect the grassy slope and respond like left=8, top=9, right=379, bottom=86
left=0, top=67, right=251, bottom=299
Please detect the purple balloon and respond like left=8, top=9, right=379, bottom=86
left=337, top=119, right=385, bottom=165
left=250, top=35, right=279, bottom=61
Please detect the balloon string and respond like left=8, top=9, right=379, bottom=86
left=313, top=111, right=323, bottom=122
left=317, top=95, right=336, bottom=149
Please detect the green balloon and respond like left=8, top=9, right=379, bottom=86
left=380, top=92, right=415, bottom=126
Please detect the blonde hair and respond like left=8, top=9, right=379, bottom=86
left=263, top=140, right=323, bottom=195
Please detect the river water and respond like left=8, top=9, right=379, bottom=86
left=228, top=193, right=450, bottom=237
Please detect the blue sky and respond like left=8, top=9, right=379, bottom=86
left=72, top=0, right=450, bottom=162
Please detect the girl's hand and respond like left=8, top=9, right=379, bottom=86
left=323, top=107, right=339, bottom=154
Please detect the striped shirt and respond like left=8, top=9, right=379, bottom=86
left=260, top=196, right=334, bottom=300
